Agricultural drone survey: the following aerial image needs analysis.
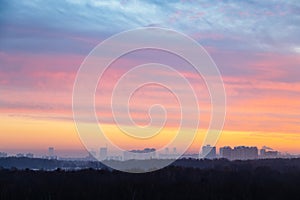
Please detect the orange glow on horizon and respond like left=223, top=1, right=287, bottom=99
left=1, top=115, right=300, bottom=155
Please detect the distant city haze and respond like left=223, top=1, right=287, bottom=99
left=0, top=145, right=295, bottom=162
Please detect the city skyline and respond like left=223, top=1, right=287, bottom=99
left=0, top=144, right=295, bottom=161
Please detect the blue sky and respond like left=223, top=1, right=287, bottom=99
left=1, top=0, right=300, bottom=54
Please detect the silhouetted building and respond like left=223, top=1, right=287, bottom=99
left=99, top=147, right=108, bottom=161
left=260, top=149, right=279, bottom=158
left=48, top=147, right=54, bottom=156
left=201, top=145, right=216, bottom=159
left=123, top=148, right=156, bottom=160
left=159, top=147, right=180, bottom=159
left=48, top=147, right=57, bottom=159
left=232, top=146, right=258, bottom=160
left=173, top=147, right=177, bottom=154
left=219, top=146, right=258, bottom=160
left=220, top=146, right=232, bottom=160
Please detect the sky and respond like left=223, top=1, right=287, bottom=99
left=0, top=0, right=300, bottom=156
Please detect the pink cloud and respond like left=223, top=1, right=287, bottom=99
left=1, top=49, right=299, bottom=135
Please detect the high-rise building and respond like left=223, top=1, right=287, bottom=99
left=123, top=148, right=156, bottom=160
left=232, top=146, right=258, bottom=160
left=220, top=146, right=232, bottom=160
left=201, top=145, right=216, bottom=159
left=48, top=147, right=54, bottom=156
left=173, top=147, right=177, bottom=154
left=48, top=147, right=56, bottom=159
left=158, top=147, right=179, bottom=159
left=99, top=147, right=108, bottom=161
left=219, top=146, right=258, bottom=160
left=260, top=149, right=279, bottom=158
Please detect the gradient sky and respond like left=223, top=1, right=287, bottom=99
left=1, top=0, right=300, bottom=156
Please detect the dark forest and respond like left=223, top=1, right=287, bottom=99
left=1, top=158, right=300, bottom=200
